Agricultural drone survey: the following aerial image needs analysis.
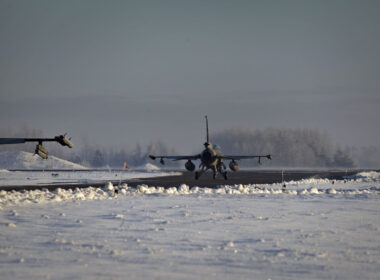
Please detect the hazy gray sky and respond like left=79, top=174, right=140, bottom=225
left=1, top=0, right=379, bottom=152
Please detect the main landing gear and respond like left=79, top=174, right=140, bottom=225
left=194, top=163, right=228, bottom=180
left=195, top=163, right=206, bottom=180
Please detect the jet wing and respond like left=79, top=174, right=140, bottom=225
left=0, top=135, right=73, bottom=147
left=149, top=154, right=201, bottom=161
left=219, top=155, right=272, bottom=161
left=0, top=138, right=27, bottom=145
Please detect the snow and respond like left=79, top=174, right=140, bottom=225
left=0, top=170, right=181, bottom=188
left=134, top=162, right=161, bottom=171
left=0, top=151, right=87, bottom=170
left=344, top=171, right=380, bottom=182
left=0, top=152, right=177, bottom=187
left=0, top=172, right=379, bottom=279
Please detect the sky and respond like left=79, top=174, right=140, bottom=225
left=0, top=0, right=379, bottom=153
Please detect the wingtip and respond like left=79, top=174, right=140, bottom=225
left=149, top=155, right=156, bottom=160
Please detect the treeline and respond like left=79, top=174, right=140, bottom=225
left=212, top=128, right=380, bottom=168
left=75, top=141, right=178, bottom=168
left=1, top=125, right=379, bottom=168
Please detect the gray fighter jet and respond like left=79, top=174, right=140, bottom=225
left=0, top=134, right=73, bottom=159
left=149, top=116, right=271, bottom=180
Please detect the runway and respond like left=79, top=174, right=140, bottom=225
left=127, top=169, right=363, bottom=188
left=1, top=169, right=370, bottom=191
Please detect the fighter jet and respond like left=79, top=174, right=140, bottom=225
left=0, top=134, right=73, bottom=159
left=149, top=116, right=271, bottom=180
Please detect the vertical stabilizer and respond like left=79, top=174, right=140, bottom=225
left=205, top=115, right=209, bottom=143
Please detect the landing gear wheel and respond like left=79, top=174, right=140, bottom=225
left=213, top=173, right=216, bottom=180
left=195, top=172, right=199, bottom=180
left=223, top=172, right=228, bottom=180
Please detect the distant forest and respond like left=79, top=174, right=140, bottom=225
left=1, top=124, right=379, bottom=168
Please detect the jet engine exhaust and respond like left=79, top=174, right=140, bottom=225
left=185, top=160, right=195, bottom=171
left=229, top=160, right=239, bottom=172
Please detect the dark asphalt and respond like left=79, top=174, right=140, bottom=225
left=1, top=169, right=372, bottom=191
left=127, top=169, right=363, bottom=188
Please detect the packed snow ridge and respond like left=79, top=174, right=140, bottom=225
left=0, top=172, right=379, bottom=209
left=134, top=163, right=161, bottom=171
left=0, top=151, right=87, bottom=170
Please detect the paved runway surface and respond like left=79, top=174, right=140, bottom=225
left=2, top=169, right=369, bottom=191
left=127, top=170, right=362, bottom=188
left=0, top=169, right=380, bottom=190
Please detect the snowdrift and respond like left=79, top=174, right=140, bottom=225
left=0, top=151, right=87, bottom=170
left=133, top=162, right=161, bottom=171
left=344, top=171, right=380, bottom=182
left=1, top=171, right=379, bottom=208
left=0, top=171, right=379, bottom=280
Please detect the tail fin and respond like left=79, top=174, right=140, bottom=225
left=205, top=115, right=209, bottom=143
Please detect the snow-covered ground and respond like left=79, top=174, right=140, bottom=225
left=0, top=151, right=173, bottom=187
left=0, top=169, right=179, bottom=188
left=0, top=151, right=87, bottom=170
left=0, top=172, right=379, bottom=279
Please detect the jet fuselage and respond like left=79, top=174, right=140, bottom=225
left=200, top=142, right=223, bottom=168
